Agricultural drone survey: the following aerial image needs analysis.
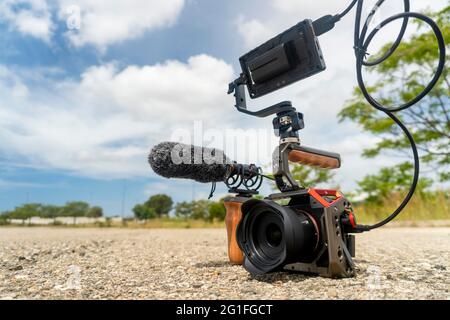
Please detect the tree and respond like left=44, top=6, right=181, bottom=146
left=290, top=165, right=336, bottom=188
left=209, top=201, right=226, bottom=222
left=86, top=206, right=103, bottom=218
left=175, top=201, right=193, bottom=219
left=0, top=211, right=11, bottom=219
left=133, top=204, right=156, bottom=221
left=145, top=194, right=173, bottom=217
left=174, top=200, right=212, bottom=221
left=40, top=205, right=62, bottom=223
left=60, top=201, right=89, bottom=224
left=357, top=163, right=432, bottom=204
left=0, top=211, right=10, bottom=225
left=338, top=6, right=450, bottom=193
left=10, top=204, right=42, bottom=224
left=190, top=200, right=211, bottom=220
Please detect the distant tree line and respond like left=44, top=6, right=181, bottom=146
left=133, top=194, right=226, bottom=222
left=0, top=201, right=103, bottom=224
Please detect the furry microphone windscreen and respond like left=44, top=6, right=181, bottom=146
left=148, top=142, right=231, bottom=183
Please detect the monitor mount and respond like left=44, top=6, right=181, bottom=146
left=229, top=74, right=319, bottom=193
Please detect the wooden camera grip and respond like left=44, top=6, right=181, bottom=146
left=224, top=198, right=245, bottom=265
left=288, top=146, right=341, bottom=169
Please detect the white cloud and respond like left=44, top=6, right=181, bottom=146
left=0, top=0, right=53, bottom=42
left=236, top=16, right=273, bottom=48
left=76, top=55, right=234, bottom=122
left=57, top=0, right=185, bottom=50
left=0, top=0, right=185, bottom=49
left=0, top=55, right=235, bottom=179
left=0, top=179, right=48, bottom=189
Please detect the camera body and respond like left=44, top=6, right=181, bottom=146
left=225, top=16, right=357, bottom=279
left=229, top=189, right=357, bottom=278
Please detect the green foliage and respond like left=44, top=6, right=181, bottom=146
left=290, top=165, right=335, bottom=188
left=175, top=201, right=193, bottom=219
left=133, top=204, right=156, bottom=220
left=189, top=200, right=211, bottom=220
left=0, top=220, right=9, bottom=226
left=354, top=190, right=449, bottom=223
left=208, top=200, right=226, bottom=222
left=60, top=201, right=90, bottom=218
left=60, top=201, right=90, bottom=224
left=1, top=202, right=104, bottom=221
left=0, top=213, right=10, bottom=225
left=40, top=205, right=61, bottom=219
left=174, top=199, right=226, bottom=221
left=132, top=194, right=173, bottom=220
left=145, top=194, right=173, bottom=217
left=86, top=206, right=103, bottom=218
left=339, top=5, right=450, bottom=184
left=357, top=162, right=432, bottom=204
left=7, top=203, right=41, bottom=220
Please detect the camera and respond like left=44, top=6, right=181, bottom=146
left=224, top=17, right=358, bottom=279
left=236, top=189, right=357, bottom=278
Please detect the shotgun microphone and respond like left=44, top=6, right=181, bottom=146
left=148, top=142, right=231, bottom=183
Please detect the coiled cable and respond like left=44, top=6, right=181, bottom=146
left=337, top=0, right=446, bottom=231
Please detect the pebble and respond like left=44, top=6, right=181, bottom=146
left=9, top=265, right=23, bottom=271
left=327, top=289, right=338, bottom=298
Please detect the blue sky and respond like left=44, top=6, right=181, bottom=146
left=0, top=0, right=447, bottom=216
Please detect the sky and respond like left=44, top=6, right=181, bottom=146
left=0, top=0, right=448, bottom=216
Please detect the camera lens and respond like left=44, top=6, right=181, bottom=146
left=237, top=199, right=318, bottom=275
left=266, top=223, right=282, bottom=247
left=249, top=209, right=285, bottom=264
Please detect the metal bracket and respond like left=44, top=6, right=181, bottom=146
left=228, top=75, right=294, bottom=118
left=285, top=198, right=356, bottom=278
left=272, top=142, right=304, bottom=192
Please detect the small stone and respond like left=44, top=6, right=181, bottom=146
left=327, top=289, right=338, bottom=298
left=433, top=265, right=446, bottom=271
left=9, top=265, right=23, bottom=271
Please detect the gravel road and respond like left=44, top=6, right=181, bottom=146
left=0, top=227, right=448, bottom=300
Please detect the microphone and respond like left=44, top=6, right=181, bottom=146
left=148, top=142, right=231, bottom=183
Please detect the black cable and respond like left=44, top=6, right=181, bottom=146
left=260, top=173, right=275, bottom=181
left=338, top=0, right=358, bottom=19
left=341, top=0, right=446, bottom=231
left=358, top=0, right=410, bottom=67
left=208, top=182, right=216, bottom=199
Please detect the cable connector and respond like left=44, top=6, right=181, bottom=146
left=353, top=224, right=371, bottom=233
left=312, top=14, right=341, bottom=36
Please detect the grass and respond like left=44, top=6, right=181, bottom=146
left=0, top=218, right=225, bottom=229
left=122, top=218, right=224, bottom=229
left=1, top=191, right=448, bottom=229
left=353, top=190, right=449, bottom=224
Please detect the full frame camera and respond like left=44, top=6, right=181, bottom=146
left=224, top=17, right=357, bottom=278
left=223, top=0, right=445, bottom=278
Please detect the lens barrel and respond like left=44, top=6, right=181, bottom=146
left=237, top=199, right=318, bottom=275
